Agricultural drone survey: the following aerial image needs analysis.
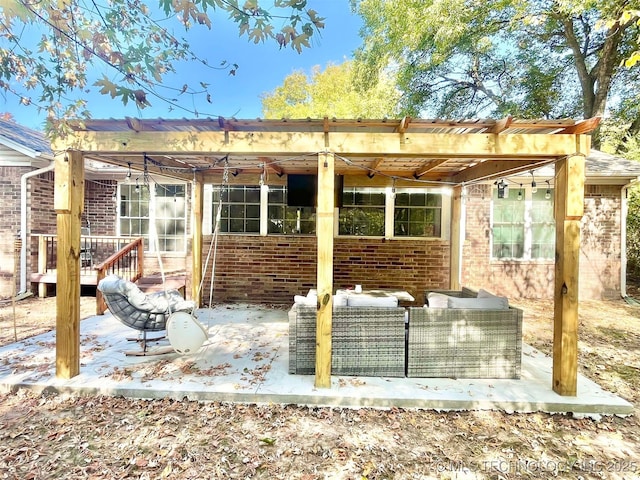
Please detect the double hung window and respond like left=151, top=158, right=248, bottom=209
left=119, top=182, right=187, bottom=252
left=492, top=187, right=554, bottom=260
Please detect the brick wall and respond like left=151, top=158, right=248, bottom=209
left=1, top=172, right=626, bottom=303
left=0, top=167, right=24, bottom=297
left=580, top=185, right=623, bottom=299
left=84, top=180, right=118, bottom=235
left=461, top=184, right=623, bottom=300
left=29, top=171, right=55, bottom=234
left=202, top=236, right=449, bottom=305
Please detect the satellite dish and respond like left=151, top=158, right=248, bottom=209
left=167, top=311, right=208, bottom=355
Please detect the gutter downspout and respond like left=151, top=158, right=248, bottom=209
left=19, top=162, right=55, bottom=293
left=621, top=178, right=639, bottom=301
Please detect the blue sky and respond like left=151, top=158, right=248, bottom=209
left=1, top=1, right=363, bottom=130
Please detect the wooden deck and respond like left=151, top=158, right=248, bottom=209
left=29, top=270, right=187, bottom=295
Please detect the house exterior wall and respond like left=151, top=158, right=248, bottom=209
left=0, top=166, right=25, bottom=297
left=84, top=180, right=118, bottom=235
left=82, top=179, right=188, bottom=274
left=2, top=173, right=625, bottom=302
left=0, top=167, right=56, bottom=298
left=461, top=184, right=623, bottom=300
left=202, top=236, right=449, bottom=305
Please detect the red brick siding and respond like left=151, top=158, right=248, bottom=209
left=461, top=184, right=622, bottom=300
left=202, top=235, right=449, bottom=305
left=84, top=180, right=118, bottom=235
left=29, top=171, right=55, bottom=234
left=2, top=173, right=625, bottom=303
left=0, top=167, right=24, bottom=297
left=333, top=238, right=449, bottom=302
left=579, top=185, right=622, bottom=299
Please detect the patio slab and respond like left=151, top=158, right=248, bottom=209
left=0, top=304, right=632, bottom=417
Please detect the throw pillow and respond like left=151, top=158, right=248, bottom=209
left=333, top=293, right=349, bottom=307
left=426, top=292, right=450, bottom=308
left=294, top=295, right=316, bottom=306
left=477, top=288, right=510, bottom=307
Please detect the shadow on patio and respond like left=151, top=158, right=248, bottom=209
left=0, top=304, right=632, bottom=417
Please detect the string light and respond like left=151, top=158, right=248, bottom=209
left=496, top=179, right=507, bottom=198
left=530, top=171, right=537, bottom=193
left=517, top=184, right=523, bottom=201
left=545, top=180, right=551, bottom=200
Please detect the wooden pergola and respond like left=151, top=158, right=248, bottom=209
left=51, top=116, right=600, bottom=396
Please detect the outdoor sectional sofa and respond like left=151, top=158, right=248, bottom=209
left=407, top=288, right=523, bottom=379
left=288, top=293, right=407, bottom=377
left=288, top=287, right=523, bottom=379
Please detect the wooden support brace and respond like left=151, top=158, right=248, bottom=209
left=55, top=150, right=84, bottom=379
left=191, top=177, right=204, bottom=306
left=552, top=154, right=585, bottom=396
left=449, top=186, right=463, bottom=291
left=315, top=152, right=335, bottom=388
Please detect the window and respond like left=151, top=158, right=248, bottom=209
left=119, top=184, right=150, bottom=246
left=267, top=186, right=316, bottom=234
left=155, top=185, right=186, bottom=251
left=212, top=185, right=260, bottom=233
left=339, top=187, right=385, bottom=236
left=530, top=189, right=555, bottom=259
left=205, top=183, right=448, bottom=239
left=119, top=182, right=187, bottom=252
left=394, top=189, right=442, bottom=237
left=491, top=187, right=554, bottom=260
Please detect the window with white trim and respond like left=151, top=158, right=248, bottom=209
left=394, top=189, right=443, bottom=237
left=155, top=184, right=187, bottom=251
left=205, top=183, right=449, bottom=239
left=212, top=185, right=261, bottom=233
left=267, top=186, right=316, bottom=234
left=118, top=182, right=187, bottom=252
left=339, top=187, right=385, bottom=236
left=491, top=186, right=554, bottom=260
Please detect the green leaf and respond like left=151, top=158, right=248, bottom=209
left=94, top=76, right=118, bottom=98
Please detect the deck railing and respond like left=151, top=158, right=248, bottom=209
left=31, top=234, right=144, bottom=313
left=94, top=237, right=144, bottom=314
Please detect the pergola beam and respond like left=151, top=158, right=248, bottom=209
left=414, top=159, right=449, bottom=178
left=452, top=159, right=552, bottom=184
left=489, top=115, right=513, bottom=134
left=54, top=132, right=582, bottom=159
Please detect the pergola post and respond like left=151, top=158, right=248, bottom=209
left=315, top=152, right=335, bottom=388
left=553, top=154, right=585, bottom=396
left=54, top=149, right=84, bottom=379
left=450, top=186, right=463, bottom=290
left=191, top=176, right=204, bottom=306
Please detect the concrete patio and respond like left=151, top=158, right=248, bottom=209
left=0, top=304, right=632, bottom=417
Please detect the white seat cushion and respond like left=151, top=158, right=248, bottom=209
left=347, top=295, right=398, bottom=307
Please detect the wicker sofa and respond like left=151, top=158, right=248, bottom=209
left=406, top=288, right=523, bottom=379
left=288, top=304, right=407, bottom=377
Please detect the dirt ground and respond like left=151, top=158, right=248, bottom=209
left=0, top=291, right=639, bottom=479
